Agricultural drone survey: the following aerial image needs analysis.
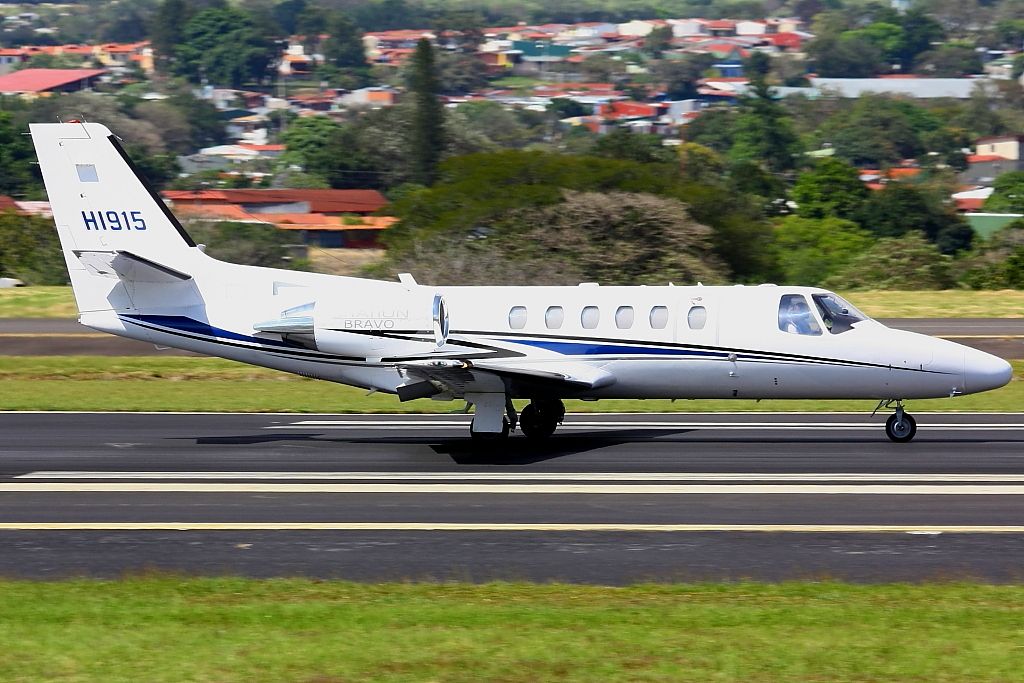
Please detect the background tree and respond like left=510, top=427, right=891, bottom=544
left=653, top=54, right=715, bottom=100
left=593, top=129, right=677, bottom=164
left=791, top=158, right=869, bottom=220
left=913, top=44, right=983, bottom=76
left=185, top=221, right=307, bottom=269
left=807, top=34, right=886, bottom=77
left=387, top=190, right=728, bottom=286
left=322, top=11, right=370, bottom=86
left=0, top=112, right=41, bottom=197
left=408, top=38, right=445, bottom=186
left=0, top=212, right=67, bottom=285
left=729, top=52, right=801, bottom=173
left=983, top=171, right=1024, bottom=213
left=857, top=183, right=974, bottom=254
left=150, top=0, right=194, bottom=72
left=281, top=116, right=381, bottom=189
left=643, top=25, right=674, bottom=58
left=682, top=108, right=736, bottom=154
left=774, top=216, right=875, bottom=286
left=824, top=232, right=956, bottom=289
left=175, top=7, right=274, bottom=87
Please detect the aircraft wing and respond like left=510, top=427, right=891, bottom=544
left=396, top=358, right=615, bottom=401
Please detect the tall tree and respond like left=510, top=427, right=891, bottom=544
left=791, top=158, right=869, bottom=220
left=175, top=7, right=274, bottom=87
left=408, top=39, right=445, bottom=186
left=150, top=0, right=193, bottom=72
left=0, top=112, right=40, bottom=197
left=323, top=12, right=368, bottom=71
left=729, top=52, right=802, bottom=173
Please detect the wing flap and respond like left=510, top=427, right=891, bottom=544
left=471, top=360, right=616, bottom=389
left=397, top=358, right=615, bottom=397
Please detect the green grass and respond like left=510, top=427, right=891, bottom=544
left=0, top=286, right=77, bottom=318
left=840, top=289, right=1024, bottom=318
left=0, top=356, right=1020, bottom=412
left=0, top=578, right=1022, bottom=682
left=2, top=288, right=1023, bottom=319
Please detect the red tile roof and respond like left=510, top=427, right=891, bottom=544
left=0, top=195, right=19, bottom=213
left=0, top=68, right=106, bottom=93
left=766, top=32, right=802, bottom=49
left=968, top=154, right=1011, bottom=163
left=163, top=189, right=388, bottom=214
left=955, top=197, right=985, bottom=211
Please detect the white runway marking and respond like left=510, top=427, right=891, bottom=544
left=4, top=482, right=1024, bottom=494
left=18, top=471, right=1024, bottom=483
left=0, top=522, right=1022, bottom=533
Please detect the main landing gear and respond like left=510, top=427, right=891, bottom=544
left=468, top=396, right=565, bottom=441
left=875, top=399, right=918, bottom=443
left=518, top=398, right=566, bottom=440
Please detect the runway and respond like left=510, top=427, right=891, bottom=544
left=2, top=412, right=1024, bottom=582
left=1, top=318, right=1021, bottom=357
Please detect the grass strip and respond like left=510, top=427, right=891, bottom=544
left=0, top=578, right=1021, bottom=682
left=0, top=356, right=1020, bottom=413
left=0, top=286, right=78, bottom=318
left=2, top=287, right=1023, bottom=319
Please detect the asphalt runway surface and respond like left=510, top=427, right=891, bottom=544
left=0, top=318, right=1020, bottom=357
left=2, top=412, right=1024, bottom=583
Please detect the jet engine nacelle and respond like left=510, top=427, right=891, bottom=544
left=312, top=288, right=448, bottom=358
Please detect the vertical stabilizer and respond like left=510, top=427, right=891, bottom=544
left=29, top=121, right=201, bottom=314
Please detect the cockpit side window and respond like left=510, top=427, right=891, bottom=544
left=812, top=293, right=867, bottom=334
left=778, top=294, right=822, bottom=336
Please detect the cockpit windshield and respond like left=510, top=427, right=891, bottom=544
left=778, top=294, right=822, bottom=336
left=812, top=293, right=868, bottom=334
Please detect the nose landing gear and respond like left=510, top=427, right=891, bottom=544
left=876, top=400, right=918, bottom=443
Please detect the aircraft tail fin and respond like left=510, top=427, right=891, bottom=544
left=29, top=122, right=203, bottom=315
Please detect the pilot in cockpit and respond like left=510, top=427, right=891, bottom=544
left=779, top=295, right=821, bottom=335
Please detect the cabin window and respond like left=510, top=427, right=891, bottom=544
left=545, top=306, right=564, bottom=329
left=687, top=306, right=707, bottom=330
left=508, top=306, right=527, bottom=330
left=581, top=306, right=600, bottom=329
left=778, top=294, right=822, bottom=336
left=615, top=306, right=634, bottom=329
left=76, top=164, right=99, bottom=183
left=649, top=306, right=669, bottom=329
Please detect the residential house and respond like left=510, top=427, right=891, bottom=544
left=0, top=68, right=106, bottom=98
left=0, top=49, right=25, bottom=74
left=163, top=189, right=393, bottom=248
left=959, top=154, right=1022, bottom=186
left=338, top=86, right=397, bottom=108
left=670, top=19, right=708, bottom=37
left=975, top=135, right=1024, bottom=161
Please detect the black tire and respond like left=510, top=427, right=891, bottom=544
left=519, top=403, right=558, bottom=440
left=885, top=413, right=917, bottom=443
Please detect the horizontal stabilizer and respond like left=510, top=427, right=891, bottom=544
left=74, top=250, right=192, bottom=283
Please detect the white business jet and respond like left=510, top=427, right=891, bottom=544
left=30, top=122, right=1013, bottom=442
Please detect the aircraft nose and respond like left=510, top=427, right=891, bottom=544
left=964, top=348, right=1013, bottom=394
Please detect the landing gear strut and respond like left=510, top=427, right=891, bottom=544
left=876, top=399, right=917, bottom=443
left=519, top=398, right=565, bottom=440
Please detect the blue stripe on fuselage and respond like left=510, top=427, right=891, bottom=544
left=122, top=314, right=297, bottom=348
left=499, top=338, right=726, bottom=358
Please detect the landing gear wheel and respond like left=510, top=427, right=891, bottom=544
left=519, top=403, right=558, bottom=440
left=470, top=418, right=509, bottom=441
left=885, top=412, right=917, bottom=443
